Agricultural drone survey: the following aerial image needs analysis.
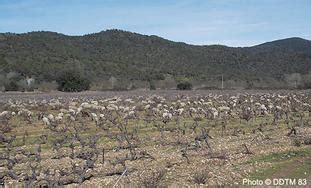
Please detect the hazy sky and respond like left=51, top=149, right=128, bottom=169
left=0, top=0, right=310, bottom=46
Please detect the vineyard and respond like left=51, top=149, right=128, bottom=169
left=0, top=90, right=310, bottom=187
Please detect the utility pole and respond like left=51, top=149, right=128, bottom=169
left=221, top=74, right=224, bottom=90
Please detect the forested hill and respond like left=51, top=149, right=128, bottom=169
left=0, top=29, right=311, bottom=89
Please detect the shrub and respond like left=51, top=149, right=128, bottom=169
left=303, top=137, right=311, bottom=145
left=292, top=138, right=301, bottom=147
left=177, top=80, right=192, bottom=90
left=56, top=71, right=91, bottom=92
left=37, top=81, right=58, bottom=92
left=4, top=81, right=20, bottom=91
left=3, top=72, right=25, bottom=91
left=149, top=80, right=156, bottom=90
left=140, top=169, right=166, bottom=187
left=17, top=79, right=37, bottom=92
left=192, top=169, right=209, bottom=184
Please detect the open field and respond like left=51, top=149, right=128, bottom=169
left=0, top=90, right=311, bottom=187
left=1, top=89, right=311, bottom=102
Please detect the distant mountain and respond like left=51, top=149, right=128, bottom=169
left=252, top=37, right=311, bottom=53
left=0, top=29, right=310, bottom=89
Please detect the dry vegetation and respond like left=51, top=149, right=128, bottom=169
left=0, top=90, right=310, bottom=187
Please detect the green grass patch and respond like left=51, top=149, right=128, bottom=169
left=247, top=159, right=311, bottom=180
left=244, top=147, right=311, bottom=181
left=244, top=147, right=311, bottom=164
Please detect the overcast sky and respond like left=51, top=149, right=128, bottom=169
left=0, top=0, right=310, bottom=46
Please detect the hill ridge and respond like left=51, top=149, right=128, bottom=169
left=2, top=29, right=310, bottom=47
left=0, top=29, right=311, bottom=90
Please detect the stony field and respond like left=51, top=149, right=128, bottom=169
left=0, top=90, right=310, bottom=187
